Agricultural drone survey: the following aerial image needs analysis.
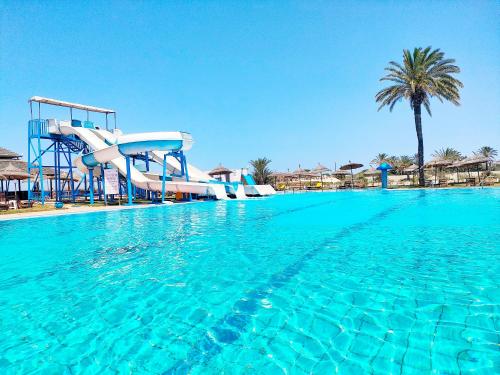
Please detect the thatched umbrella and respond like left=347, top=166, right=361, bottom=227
left=271, top=172, right=294, bottom=189
left=269, top=172, right=286, bottom=188
left=293, top=166, right=307, bottom=189
left=311, top=163, right=331, bottom=190
left=208, top=163, right=233, bottom=182
left=457, top=156, right=490, bottom=182
left=340, top=161, right=363, bottom=185
left=363, top=168, right=380, bottom=186
left=445, top=161, right=464, bottom=183
left=0, top=147, right=21, bottom=159
left=425, top=158, right=453, bottom=184
left=293, top=166, right=317, bottom=189
left=0, top=162, right=30, bottom=201
left=332, top=169, right=350, bottom=179
left=403, top=164, right=418, bottom=184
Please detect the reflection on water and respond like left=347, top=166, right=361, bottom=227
left=0, top=189, right=498, bottom=373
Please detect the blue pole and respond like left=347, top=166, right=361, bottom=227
left=101, top=165, right=107, bottom=205
left=181, top=152, right=192, bottom=201
left=89, top=168, right=94, bottom=205
left=162, top=153, right=167, bottom=203
left=27, top=121, right=32, bottom=202
left=67, top=146, right=76, bottom=202
left=381, top=170, right=388, bottom=189
left=37, top=121, right=45, bottom=205
left=126, top=156, right=133, bottom=205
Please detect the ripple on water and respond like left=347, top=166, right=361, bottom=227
left=0, top=189, right=499, bottom=373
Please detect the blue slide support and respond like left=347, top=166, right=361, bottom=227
left=89, top=168, right=94, bottom=205
left=101, top=165, right=108, bottom=205
left=162, top=153, right=167, bottom=203
left=125, top=156, right=133, bottom=205
left=180, top=151, right=192, bottom=201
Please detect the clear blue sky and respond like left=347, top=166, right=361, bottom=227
left=1, top=1, right=498, bottom=171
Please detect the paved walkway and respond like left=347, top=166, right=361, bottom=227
left=0, top=202, right=174, bottom=222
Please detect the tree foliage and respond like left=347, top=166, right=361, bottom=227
left=249, top=157, right=272, bottom=185
left=432, top=147, right=464, bottom=162
left=376, top=47, right=463, bottom=185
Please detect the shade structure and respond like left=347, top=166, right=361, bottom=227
left=0, top=163, right=30, bottom=201
left=269, top=172, right=287, bottom=178
left=29, top=96, right=115, bottom=114
left=293, top=166, right=309, bottom=175
left=454, top=156, right=491, bottom=181
left=362, top=168, right=380, bottom=187
left=363, top=168, right=380, bottom=176
left=331, top=169, right=351, bottom=185
left=208, top=164, right=232, bottom=176
left=49, top=171, right=81, bottom=181
left=340, top=162, right=363, bottom=171
left=311, top=163, right=330, bottom=174
left=269, top=172, right=294, bottom=189
left=457, top=156, right=490, bottom=167
left=0, top=162, right=30, bottom=180
left=293, top=167, right=317, bottom=189
left=340, top=161, right=363, bottom=185
left=0, top=147, right=21, bottom=159
left=425, top=159, right=453, bottom=184
left=403, top=164, right=419, bottom=173
left=332, top=169, right=350, bottom=176
left=311, top=163, right=331, bottom=190
left=208, top=163, right=232, bottom=182
left=425, top=158, right=453, bottom=168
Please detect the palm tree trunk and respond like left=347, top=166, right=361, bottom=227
left=413, top=103, right=425, bottom=186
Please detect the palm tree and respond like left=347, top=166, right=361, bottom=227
left=474, top=146, right=498, bottom=160
left=399, top=155, right=414, bottom=168
left=397, top=155, right=414, bottom=174
left=249, top=157, right=272, bottom=185
left=474, top=146, right=498, bottom=171
left=387, top=155, right=399, bottom=166
left=371, top=153, right=389, bottom=166
left=432, top=147, right=463, bottom=162
left=376, top=47, right=463, bottom=186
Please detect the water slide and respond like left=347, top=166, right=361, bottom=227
left=51, top=123, right=229, bottom=199
left=150, top=150, right=211, bottom=182
left=151, top=151, right=275, bottom=197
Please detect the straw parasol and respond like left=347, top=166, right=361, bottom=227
left=363, top=168, right=380, bottom=176
left=0, top=162, right=30, bottom=200
left=269, top=172, right=288, bottom=188
left=455, top=156, right=490, bottom=181
left=445, top=161, right=464, bottom=182
left=0, top=147, right=21, bottom=160
left=332, top=169, right=350, bottom=179
left=425, top=158, right=453, bottom=183
left=363, top=168, right=380, bottom=186
left=340, top=161, right=363, bottom=184
left=402, top=164, right=418, bottom=184
left=293, top=166, right=317, bottom=189
left=208, top=163, right=233, bottom=182
left=403, top=164, right=418, bottom=173
left=311, top=163, right=331, bottom=190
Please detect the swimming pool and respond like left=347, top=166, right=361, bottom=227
left=0, top=188, right=498, bottom=374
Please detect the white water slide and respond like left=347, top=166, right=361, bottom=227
left=53, top=124, right=229, bottom=199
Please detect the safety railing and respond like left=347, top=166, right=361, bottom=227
left=28, top=119, right=49, bottom=137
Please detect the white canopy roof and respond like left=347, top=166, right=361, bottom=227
left=29, top=96, right=115, bottom=114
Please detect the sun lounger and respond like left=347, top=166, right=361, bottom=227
left=465, top=177, right=476, bottom=186
left=19, top=200, right=34, bottom=209
left=438, top=178, right=449, bottom=187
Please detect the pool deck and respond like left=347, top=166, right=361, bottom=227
left=0, top=202, right=176, bottom=222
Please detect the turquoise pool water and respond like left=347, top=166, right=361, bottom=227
left=0, top=188, right=499, bottom=374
